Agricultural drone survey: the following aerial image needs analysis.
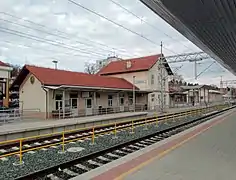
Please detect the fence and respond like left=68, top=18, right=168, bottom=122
left=51, top=104, right=147, bottom=119
left=0, top=108, right=41, bottom=125
left=0, top=104, right=230, bottom=165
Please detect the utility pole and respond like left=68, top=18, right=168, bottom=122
left=220, top=76, right=223, bottom=89
left=159, top=42, right=164, bottom=113
left=132, top=76, right=136, bottom=112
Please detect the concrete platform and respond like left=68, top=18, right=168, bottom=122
left=0, top=112, right=147, bottom=141
left=76, top=108, right=236, bottom=180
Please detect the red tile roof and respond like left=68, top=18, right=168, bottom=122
left=12, top=65, right=138, bottom=90
left=97, top=54, right=161, bottom=75
left=0, top=61, right=10, bottom=67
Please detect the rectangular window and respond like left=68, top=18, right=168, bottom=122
left=120, top=97, right=124, bottom=105
left=108, top=95, right=113, bottom=107
left=163, top=78, right=166, bottom=87
left=151, top=74, right=154, bottom=85
left=71, top=99, right=78, bottom=108
left=55, top=94, right=62, bottom=100
left=86, top=98, right=92, bottom=108
left=70, top=92, right=78, bottom=99
left=164, top=94, right=166, bottom=105
left=128, top=94, right=133, bottom=105
left=119, top=93, right=124, bottom=106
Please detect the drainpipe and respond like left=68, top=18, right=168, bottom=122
left=42, top=87, right=48, bottom=119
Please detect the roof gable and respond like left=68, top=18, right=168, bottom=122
left=0, top=61, right=10, bottom=67
left=97, top=54, right=161, bottom=75
left=11, top=65, right=138, bottom=90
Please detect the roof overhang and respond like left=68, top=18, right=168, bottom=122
left=43, top=85, right=140, bottom=92
left=209, top=90, right=223, bottom=94
left=140, top=0, right=236, bottom=75
left=0, top=65, right=13, bottom=72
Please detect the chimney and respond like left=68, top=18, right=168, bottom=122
left=126, top=61, right=132, bottom=69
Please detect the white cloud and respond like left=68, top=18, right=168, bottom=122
left=0, top=0, right=234, bottom=86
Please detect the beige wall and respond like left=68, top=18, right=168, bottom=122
left=148, top=61, right=169, bottom=92
left=108, top=71, right=149, bottom=91
left=107, top=62, right=169, bottom=93
left=101, top=62, right=170, bottom=108
left=198, top=88, right=209, bottom=103
left=0, top=65, right=12, bottom=79
left=209, top=93, right=223, bottom=103
left=19, top=73, right=46, bottom=118
left=49, top=90, right=134, bottom=111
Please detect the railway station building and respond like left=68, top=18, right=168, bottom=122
left=97, top=54, right=173, bottom=110
left=10, top=65, right=149, bottom=119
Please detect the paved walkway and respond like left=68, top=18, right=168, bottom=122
left=147, top=104, right=206, bottom=117
left=0, top=112, right=147, bottom=135
left=77, top=108, right=235, bottom=180
left=123, top=110, right=236, bottom=180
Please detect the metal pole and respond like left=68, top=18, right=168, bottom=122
left=156, top=115, right=158, bottom=126
left=131, top=120, right=134, bottom=133
left=133, top=76, right=136, bottom=112
left=194, top=60, right=197, bottom=79
left=19, top=139, right=23, bottom=164
left=114, top=123, right=117, bottom=137
left=92, top=127, right=95, bottom=144
left=62, top=131, right=65, bottom=152
left=160, top=42, right=164, bottom=113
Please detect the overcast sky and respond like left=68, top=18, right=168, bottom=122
left=0, top=0, right=235, bottom=87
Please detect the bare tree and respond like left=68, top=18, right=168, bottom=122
left=5, top=63, right=21, bottom=78
left=84, top=62, right=97, bottom=74
left=84, top=56, right=122, bottom=74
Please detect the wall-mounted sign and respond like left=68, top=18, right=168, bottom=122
left=30, top=76, right=35, bottom=84
left=135, top=80, right=146, bottom=84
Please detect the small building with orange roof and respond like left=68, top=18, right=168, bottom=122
left=10, top=65, right=148, bottom=119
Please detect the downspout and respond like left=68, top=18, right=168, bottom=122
left=42, top=87, right=48, bottom=119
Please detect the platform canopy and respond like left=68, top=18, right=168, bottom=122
left=140, top=0, right=236, bottom=75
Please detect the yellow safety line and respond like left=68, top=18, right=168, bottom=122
left=0, top=106, right=222, bottom=160
left=114, top=108, right=232, bottom=180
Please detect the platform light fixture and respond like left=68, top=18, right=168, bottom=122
left=52, top=60, right=58, bottom=69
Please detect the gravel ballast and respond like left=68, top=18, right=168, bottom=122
left=0, top=114, right=202, bottom=179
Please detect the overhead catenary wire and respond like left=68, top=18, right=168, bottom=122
left=108, top=0, right=196, bottom=53
left=196, top=61, right=216, bottom=78
left=0, top=11, right=135, bottom=57
left=67, top=0, right=177, bottom=55
left=0, top=26, right=109, bottom=58
left=0, top=39, right=104, bottom=61
left=0, top=18, right=115, bottom=55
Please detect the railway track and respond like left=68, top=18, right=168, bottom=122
left=0, top=108, right=204, bottom=158
left=15, top=106, right=234, bottom=180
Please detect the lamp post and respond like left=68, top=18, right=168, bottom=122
left=52, top=60, right=58, bottom=69
left=133, top=76, right=136, bottom=112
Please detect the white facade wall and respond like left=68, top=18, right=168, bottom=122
left=0, top=65, right=13, bottom=79
left=109, top=71, right=149, bottom=91
left=19, top=73, right=46, bottom=117
left=104, top=61, right=170, bottom=109
left=148, top=61, right=170, bottom=108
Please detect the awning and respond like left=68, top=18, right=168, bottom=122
left=42, top=85, right=145, bottom=93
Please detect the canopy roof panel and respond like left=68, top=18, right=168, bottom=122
left=141, top=0, right=236, bottom=75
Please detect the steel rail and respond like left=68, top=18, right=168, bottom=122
left=15, top=105, right=235, bottom=180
